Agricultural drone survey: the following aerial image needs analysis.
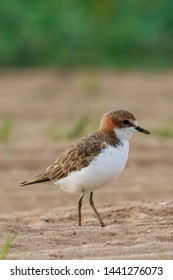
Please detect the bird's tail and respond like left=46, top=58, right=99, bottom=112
left=20, top=177, right=50, bottom=187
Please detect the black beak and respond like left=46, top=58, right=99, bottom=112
left=135, top=126, right=150, bottom=134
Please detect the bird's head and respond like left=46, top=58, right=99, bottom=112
left=100, top=109, right=150, bottom=140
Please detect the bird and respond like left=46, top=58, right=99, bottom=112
left=20, top=109, right=150, bottom=227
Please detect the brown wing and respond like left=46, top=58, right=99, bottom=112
left=20, top=132, right=107, bottom=186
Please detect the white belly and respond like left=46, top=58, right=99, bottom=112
left=55, top=141, right=129, bottom=193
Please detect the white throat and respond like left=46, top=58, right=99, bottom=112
left=115, top=126, right=137, bottom=140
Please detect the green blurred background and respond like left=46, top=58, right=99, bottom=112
left=0, top=0, right=173, bottom=69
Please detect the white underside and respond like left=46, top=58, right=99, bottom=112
left=54, top=140, right=129, bottom=193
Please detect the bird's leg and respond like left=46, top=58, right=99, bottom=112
left=78, top=191, right=85, bottom=226
left=89, top=192, right=106, bottom=227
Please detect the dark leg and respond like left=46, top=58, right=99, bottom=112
left=78, top=191, right=85, bottom=226
left=89, top=192, right=106, bottom=227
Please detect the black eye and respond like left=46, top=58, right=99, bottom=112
left=123, top=120, right=130, bottom=126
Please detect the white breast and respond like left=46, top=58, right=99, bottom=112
left=55, top=140, right=129, bottom=193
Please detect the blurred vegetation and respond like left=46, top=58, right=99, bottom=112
left=45, top=115, right=90, bottom=140
left=151, top=127, right=173, bottom=138
left=0, top=116, right=13, bottom=143
left=0, top=236, right=13, bottom=260
left=66, top=115, right=90, bottom=139
left=0, top=0, right=173, bottom=69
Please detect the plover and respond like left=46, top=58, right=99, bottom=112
left=21, top=110, right=150, bottom=227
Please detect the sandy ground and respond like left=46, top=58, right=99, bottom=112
left=0, top=70, right=173, bottom=259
